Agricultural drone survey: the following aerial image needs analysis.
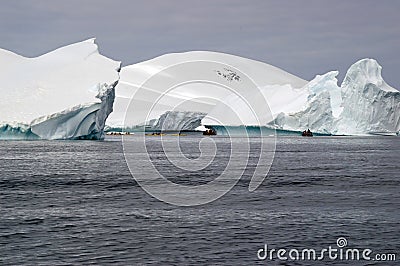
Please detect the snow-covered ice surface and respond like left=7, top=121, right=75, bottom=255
left=107, top=51, right=307, bottom=127
left=0, top=39, right=120, bottom=140
left=111, top=51, right=399, bottom=136
left=1, top=41, right=398, bottom=138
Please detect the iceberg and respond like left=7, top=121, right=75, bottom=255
left=337, top=59, right=400, bottom=135
left=152, top=111, right=206, bottom=131
left=270, top=59, right=400, bottom=135
left=0, top=39, right=120, bottom=140
left=117, top=111, right=206, bottom=132
left=108, top=51, right=399, bottom=135
left=268, top=71, right=341, bottom=134
left=109, top=51, right=306, bottom=128
left=112, top=51, right=398, bottom=136
left=2, top=40, right=395, bottom=138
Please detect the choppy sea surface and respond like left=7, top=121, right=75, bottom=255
left=0, top=135, right=399, bottom=265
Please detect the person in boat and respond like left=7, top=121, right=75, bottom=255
left=302, top=129, right=313, bottom=136
left=203, top=128, right=217, bottom=135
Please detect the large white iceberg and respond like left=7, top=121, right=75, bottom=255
left=271, top=59, right=400, bottom=135
left=109, top=51, right=306, bottom=128
left=111, top=51, right=399, bottom=136
left=0, top=39, right=120, bottom=140
left=2, top=41, right=395, bottom=138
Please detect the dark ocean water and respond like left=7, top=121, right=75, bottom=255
left=0, top=136, right=399, bottom=265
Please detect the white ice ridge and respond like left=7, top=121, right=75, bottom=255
left=111, top=51, right=399, bottom=136
left=108, top=51, right=307, bottom=127
left=0, top=39, right=121, bottom=140
left=1, top=41, right=396, bottom=137
left=270, top=59, right=400, bottom=135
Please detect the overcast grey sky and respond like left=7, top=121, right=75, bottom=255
left=1, top=0, right=399, bottom=88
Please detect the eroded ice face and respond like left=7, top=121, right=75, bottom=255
left=0, top=38, right=120, bottom=139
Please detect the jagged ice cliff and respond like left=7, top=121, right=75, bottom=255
left=0, top=39, right=120, bottom=140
